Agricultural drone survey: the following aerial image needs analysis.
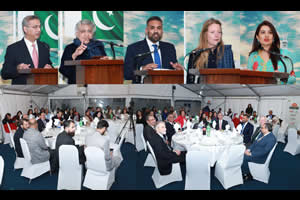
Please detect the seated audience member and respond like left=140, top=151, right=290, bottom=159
left=54, top=120, right=86, bottom=172
left=215, top=112, right=228, bottom=131
left=51, top=110, right=64, bottom=128
left=12, top=111, right=23, bottom=124
left=266, top=110, right=275, bottom=120
left=241, top=122, right=276, bottom=181
left=148, top=121, right=186, bottom=175
left=240, top=114, right=254, bottom=146
left=2, top=113, right=17, bottom=132
left=136, top=110, right=144, bottom=124
left=45, top=108, right=51, bottom=120
left=143, top=113, right=157, bottom=142
left=161, top=107, right=168, bottom=121
left=165, top=112, right=176, bottom=144
left=232, top=113, right=240, bottom=128
left=22, top=118, right=50, bottom=164
left=174, top=110, right=187, bottom=129
left=239, top=111, right=244, bottom=121
left=37, top=112, right=49, bottom=132
left=13, top=119, right=30, bottom=158
left=106, top=108, right=115, bottom=120
left=249, top=116, right=267, bottom=147
left=33, top=107, right=39, bottom=118
left=85, top=120, right=122, bottom=171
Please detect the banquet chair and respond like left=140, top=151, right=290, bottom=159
left=19, top=138, right=51, bottom=183
left=277, top=121, right=288, bottom=143
left=146, top=141, right=182, bottom=189
left=283, top=128, right=300, bottom=156
left=214, top=145, right=245, bottom=189
left=248, top=143, right=278, bottom=184
left=1, top=122, right=12, bottom=146
left=135, top=124, right=145, bottom=152
left=9, top=127, right=25, bottom=170
left=8, top=123, right=15, bottom=148
left=223, top=116, right=234, bottom=131
left=113, top=130, right=126, bottom=163
left=272, top=124, right=280, bottom=140
left=57, top=145, right=83, bottom=190
left=185, top=150, right=211, bottom=190
left=83, top=146, right=115, bottom=190
left=0, top=156, right=4, bottom=186
left=143, top=134, right=156, bottom=168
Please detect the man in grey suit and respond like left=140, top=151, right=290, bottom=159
left=85, top=120, right=121, bottom=171
left=23, top=118, right=50, bottom=164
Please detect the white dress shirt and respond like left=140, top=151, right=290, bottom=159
left=24, top=37, right=39, bottom=62
left=145, top=36, right=162, bottom=67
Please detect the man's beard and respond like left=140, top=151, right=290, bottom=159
left=68, top=131, right=75, bottom=137
left=148, top=33, right=162, bottom=43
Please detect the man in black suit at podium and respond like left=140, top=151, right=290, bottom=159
left=1, top=15, right=52, bottom=84
left=124, top=16, right=183, bottom=83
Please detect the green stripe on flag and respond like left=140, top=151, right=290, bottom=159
left=82, top=11, right=123, bottom=41
left=34, top=11, right=58, bottom=49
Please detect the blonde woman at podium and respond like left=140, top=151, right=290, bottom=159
left=59, top=19, right=108, bottom=84
left=186, top=18, right=235, bottom=84
left=247, top=20, right=296, bottom=84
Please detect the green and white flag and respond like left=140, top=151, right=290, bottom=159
left=82, top=11, right=123, bottom=41
left=34, top=11, right=58, bottom=49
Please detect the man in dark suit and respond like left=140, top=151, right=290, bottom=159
left=124, top=16, right=183, bottom=83
left=13, top=119, right=29, bottom=158
left=37, top=112, right=49, bottom=132
left=249, top=116, right=267, bottom=148
left=165, top=112, right=176, bottom=144
left=143, top=113, right=157, bottom=143
left=240, top=114, right=254, bottom=146
left=148, top=121, right=185, bottom=175
left=1, top=15, right=52, bottom=84
left=215, top=112, right=228, bottom=131
left=53, top=120, right=85, bottom=173
left=266, top=110, right=276, bottom=120
left=242, top=122, right=277, bottom=181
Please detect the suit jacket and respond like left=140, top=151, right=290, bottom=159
left=1, top=38, right=52, bottom=84
left=59, top=42, right=106, bottom=84
left=246, top=132, right=277, bottom=164
left=165, top=121, right=176, bottom=144
left=186, top=45, right=235, bottom=83
left=85, top=132, right=121, bottom=171
left=54, top=131, right=86, bottom=171
left=250, top=126, right=261, bottom=144
left=148, top=133, right=185, bottom=175
left=37, top=118, right=49, bottom=133
left=143, top=124, right=156, bottom=143
left=241, top=122, right=254, bottom=144
left=215, top=119, right=228, bottom=131
left=22, top=128, right=50, bottom=164
left=13, top=126, right=25, bottom=158
left=124, top=39, right=178, bottom=82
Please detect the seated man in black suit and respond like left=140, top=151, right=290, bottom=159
left=53, top=120, right=86, bottom=173
left=143, top=113, right=157, bottom=143
left=215, top=112, right=228, bottom=131
left=37, top=112, right=49, bottom=132
left=240, top=114, right=254, bottom=146
left=124, top=16, right=184, bottom=83
left=52, top=110, right=64, bottom=128
left=249, top=116, right=267, bottom=148
left=1, top=15, right=52, bottom=84
left=13, top=119, right=29, bottom=158
left=266, top=110, right=276, bottom=121
left=165, top=112, right=176, bottom=144
left=241, top=123, right=277, bottom=181
left=148, top=121, right=185, bottom=175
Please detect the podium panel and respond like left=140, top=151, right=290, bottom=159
left=18, top=68, right=58, bottom=85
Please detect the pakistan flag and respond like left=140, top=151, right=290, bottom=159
left=82, top=11, right=123, bottom=41
left=34, top=11, right=58, bottom=49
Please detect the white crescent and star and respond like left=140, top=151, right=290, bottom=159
left=93, top=11, right=115, bottom=31
left=45, top=14, right=58, bottom=40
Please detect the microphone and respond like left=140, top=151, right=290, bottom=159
left=135, top=45, right=160, bottom=58
left=184, top=42, right=220, bottom=59
left=98, top=40, right=125, bottom=47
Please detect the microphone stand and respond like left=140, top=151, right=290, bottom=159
left=110, top=43, right=116, bottom=60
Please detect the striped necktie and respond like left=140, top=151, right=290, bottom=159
left=32, top=43, right=39, bottom=68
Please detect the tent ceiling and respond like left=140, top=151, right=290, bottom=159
left=0, top=85, right=68, bottom=94
left=180, top=84, right=300, bottom=97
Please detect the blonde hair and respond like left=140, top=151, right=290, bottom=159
left=194, top=18, right=225, bottom=69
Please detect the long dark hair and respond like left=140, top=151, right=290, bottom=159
left=249, top=20, right=281, bottom=71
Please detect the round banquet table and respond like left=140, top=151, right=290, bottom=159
left=172, top=128, right=244, bottom=167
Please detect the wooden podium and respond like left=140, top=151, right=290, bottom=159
left=134, top=70, right=184, bottom=84
left=64, top=59, right=124, bottom=84
left=189, top=68, right=289, bottom=84
left=18, top=68, right=58, bottom=85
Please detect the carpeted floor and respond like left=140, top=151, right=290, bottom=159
left=0, top=141, right=299, bottom=190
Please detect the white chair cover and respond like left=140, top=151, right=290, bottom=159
left=0, top=156, right=4, bottom=186
left=135, top=124, right=145, bottom=152
left=1, top=123, right=12, bottom=146
left=142, top=131, right=155, bottom=168
left=272, top=124, right=280, bottom=140
left=185, top=150, right=211, bottom=190
left=248, top=143, right=278, bottom=184
left=146, top=141, right=182, bottom=189
left=57, top=145, right=82, bottom=190
left=214, top=145, right=245, bottom=189
left=19, top=138, right=50, bottom=183
left=83, top=146, right=115, bottom=190
left=277, top=122, right=288, bottom=143
left=283, top=128, right=300, bottom=156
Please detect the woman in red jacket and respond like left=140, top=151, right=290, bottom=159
left=232, top=113, right=240, bottom=128
left=174, top=110, right=187, bottom=128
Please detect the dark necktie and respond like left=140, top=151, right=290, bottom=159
left=162, top=135, right=172, bottom=151
left=152, top=44, right=161, bottom=69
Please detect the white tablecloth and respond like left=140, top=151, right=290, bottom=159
left=172, top=128, right=243, bottom=166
